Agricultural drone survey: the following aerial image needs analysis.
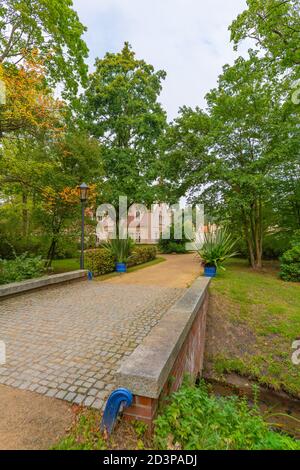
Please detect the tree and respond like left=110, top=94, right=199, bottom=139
left=0, top=59, right=64, bottom=137
left=230, top=0, right=300, bottom=67
left=81, top=43, right=167, bottom=209
left=0, top=128, right=103, bottom=264
left=163, top=54, right=297, bottom=269
left=0, top=0, right=88, bottom=95
left=158, top=106, right=211, bottom=203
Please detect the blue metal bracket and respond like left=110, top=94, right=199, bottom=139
left=100, top=388, right=133, bottom=435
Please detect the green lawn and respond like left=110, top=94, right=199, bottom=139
left=52, top=258, right=80, bottom=274
left=206, top=259, right=300, bottom=398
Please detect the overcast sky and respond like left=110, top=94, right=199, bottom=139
left=72, top=0, right=249, bottom=120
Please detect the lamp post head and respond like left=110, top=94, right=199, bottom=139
left=79, top=183, right=89, bottom=202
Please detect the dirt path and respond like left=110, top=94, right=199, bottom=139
left=0, top=385, right=73, bottom=450
left=105, top=253, right=201, bottom=288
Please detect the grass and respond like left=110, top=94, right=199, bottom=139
left=51, top=258, right=80, bottom=274
left=51, top=256, right=166, bottom=278
left=206, top=258, right=300, bottom=398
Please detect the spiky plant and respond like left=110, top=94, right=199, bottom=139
left=103, top=237, right=135, bottom=264
left=197, top=228, right=238, bottom=270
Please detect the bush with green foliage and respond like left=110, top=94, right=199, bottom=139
left=280, top=245, right=300, bottom=282
left=0, top=235, right=51, bottom=260
left=0, top=254, right=45, bottom=285
left=127, top=246, right=157, bottom=267
left=197, top=228, right=238, bottom=269
left=85, top=249, right=115, bottom=276
left=103, top=238, right=135, bottom=264
left=158, top=224, right=188, bottom=254
left=55, top=236, right=79, bottom=260
left=291, top=230, right=300, bottom=247
left=262, top=232, right=291, bottom=260
left=154, top=381, right=300, bottom=450
left=85, top=245, right=157, bottom=275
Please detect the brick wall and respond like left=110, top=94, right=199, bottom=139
left=123, top=290, right=209, bottom=425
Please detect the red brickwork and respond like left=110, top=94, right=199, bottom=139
left=123, top=291, right=209, bottom=425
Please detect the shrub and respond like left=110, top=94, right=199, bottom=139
left=103, top=238, right=135, bottom=263
left=0, top=253, right=45, bottom=285
left=127, top=246, right=157, bottom=267
left=154, top=381, right=300, bottom=450
left=291, top=229, right=300, bottom=247
left=55, top=236, right=79, bottom=260
left=85, top=249, right=115, bottom=276
left=85, top=245, right=157, bottom=275
left=279, top=245, right=300, bottom=282
left=262, top=232, right=291, bottom=260
left=158, top=224, right=188, bottom=254
left=0, top=235, right=50, bottom=260
left=197, top=228, right=238, bottom=269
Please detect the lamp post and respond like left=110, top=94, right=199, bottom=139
left=79, top=183, right=89, bottom=270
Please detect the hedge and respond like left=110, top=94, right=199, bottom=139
left=127, top=246, right=157, bottom=267
left=86, top=245, right=157, bottom=276
left=85, top=249, right=115, bottom=276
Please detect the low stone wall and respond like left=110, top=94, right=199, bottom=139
left=0, top=270, right=88, bottom=299
left=116, top=276, right=210, bottom=425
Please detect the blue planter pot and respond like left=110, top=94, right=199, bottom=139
left=116, top=262, right=127, bottom=273
left=204, top=265, right=217, bottom=278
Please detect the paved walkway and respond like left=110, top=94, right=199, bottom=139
left=0, top=253, right=200, bottom=449
left=0, top=283, right=183, bottom=409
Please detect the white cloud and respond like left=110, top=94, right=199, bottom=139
left=73, top=0, right=249, bottom=119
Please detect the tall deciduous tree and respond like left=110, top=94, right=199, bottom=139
left=202, top=56, right=296, bottom=269
left=0, top=128, right=103, bottom=264
left=158, top=106, right=211, bottom=203
left=230, top=0, right=300, bottom=67
left=163, top=54, right=298, bottom=269
left=0, top=0, right=88, bottom=95
left=81, top=43, right=167, bottom=207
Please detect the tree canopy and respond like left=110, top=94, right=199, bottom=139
left=161, top=53, right=299, bottom=268
left=81, top=43, right=167, bottom=207
left=230, top=0, right=300, bottom=67
left=0, top=0, right=88, bottom=95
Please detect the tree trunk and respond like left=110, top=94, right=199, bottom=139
left=241, top=201, right=263, bottom=270
left=45, top=216, right=62, bottom=268
left=22, top=191, right=29, bottom=238
left=45, top=238, right=57, bottom=269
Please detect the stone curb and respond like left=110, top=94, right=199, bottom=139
left=0, top=270, right=88, bottom=299
left=115, top=276, right=211, bottom=398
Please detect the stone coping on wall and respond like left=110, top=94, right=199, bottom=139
left=0, top=270, right=88, bottom=299
left=115, top=276, right=211, bottom=399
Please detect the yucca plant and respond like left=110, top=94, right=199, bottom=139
left=103, top=237, right=135, bottom=264
left=197, top=228, right=238, bottom=270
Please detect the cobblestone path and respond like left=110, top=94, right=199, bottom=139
left=0, top=282, right=184, bottom=409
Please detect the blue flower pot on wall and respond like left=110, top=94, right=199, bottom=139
left=204, top=265, right=217, bottom=278
left=116, top=262, right=127, bottom=273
